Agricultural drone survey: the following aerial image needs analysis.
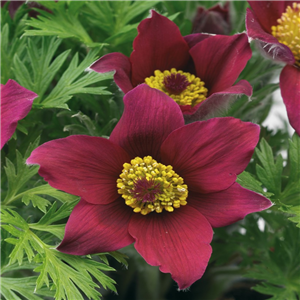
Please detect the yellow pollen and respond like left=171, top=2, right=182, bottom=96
left=145, top=68, right=208, bottom=107
left=271, top=2, right=300, bottom=66
left=117, top=156, right=188, bottom=215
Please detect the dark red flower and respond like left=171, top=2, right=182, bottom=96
left=90, top=10, right=252, bottom=121
left=192, top=2, right=231, bottom=35
left=246, top=1, right=300, bottom=135
left=1, top=80, right=37, bottom=149
left=1, top=1, right=52, bottom=19
left=27, top=85, right=271, bottom=289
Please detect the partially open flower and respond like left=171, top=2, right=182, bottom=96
left=90, top=10, right=252, bottom=121
left=1, top=80, right=37, bottom=149
left=246, top=1, right=300, bottom=135
left=192, top=2, right=231, bottom=35
left=27, top=85, right=272, bottom=289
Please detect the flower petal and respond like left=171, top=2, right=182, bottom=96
left=160, top=117, right=260, bottom=193
left=184, top=80, right=252, bottom=121
left=130, top=10, right=190, bottom=86
left=1, top=80, right=37, bottom=149
left=27, top=135, right=130, bottom=204
left=128, top=205, right=213, bottom=289
left=110, top=84, right=184, bottom=160
left=280, top=65, right=300, bottom=135
left=247, top=1, right=287, bottom=33
left=89, top=52, right=133, bottom=93
left=189, top=182, right=272, bottom=228
left=245, top=8, right=295, bottom=65
left=190, top=34, right=252, bottom=95
left=183, top=33, right=210, bottom=49
left=57, top=199, right=134, bottom=255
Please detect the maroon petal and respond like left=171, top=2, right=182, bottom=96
left=1, top=80, right=37, bottom=149
left=184, top=80, right=252, bottom=121
left=89, top=52, right=133, bottom=93
left=183, top=33, right=211, bottom=49
left=247, top=1, right=288, bottom=33
left=27, top=135, right=130, bottom=205
left=128, top=205, right=213, bottom=289
left=110, top=84, right=184, bottom=160
left=189, top=182, right=272, bottom=228
left=160, top=117, right=260, bottom=194
left=280, top=65, right=300, bottom=135
left=246, top=8, right=295, bottom=65
left=57, top=199, right=134, bottom=255
left=130, top=10, right=190, bottom=86
left=190, top=34, right=252, bottom=95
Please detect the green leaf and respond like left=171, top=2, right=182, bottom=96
left=237, top=171, right=273, bottom=198
left=1, top=209, right=43, bottom=265
left=12, top=36, right=71, bottom=106
left=1, top=19, right=27, bottom=83
left=24, top=2, right=104, bottom=47
left=1, top=276, right=47, bottom=300
left=246, top=222, right=300, bottom=300
left=1, top=208, right=117, bottom=300
left=281, top=133, right=300, bottom=205
left=2, top=138, right=40, bottom=206
left=41, top=48, right=112, bottom=109
left=255, top=138, right=283, bottom=198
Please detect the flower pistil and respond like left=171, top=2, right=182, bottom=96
left=117, top=156, right=188, bottom=215
left=271, top=2, right=300, bottom=66
left=145, top=68, right=208, bottom=107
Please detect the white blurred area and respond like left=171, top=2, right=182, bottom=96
left=262, top=84, right=295, bottom=137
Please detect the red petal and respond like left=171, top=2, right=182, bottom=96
left=183, top=33, right=210, bottom=49
left=189, top=183, right=272, bottom=228
left=57, top=199, right=134, bottom=255
left=1, top=80, right=37, bottom=149
left=27, top=135, right=130, bottom=204
left=89, top=52, right=133, bottom=93
left=247, top=1, right=288, bottom=33
left=130, top=10, right=190, bottom=86
left=280, top=65, right=300, bottom=135
left=110, top=84, right=184, bottom=160
left=190, top=34, right=252, bottom=95
left=184, top=80, right=252, bottom=121
left=246, top=8, right=295, bottom=65
left=160, top=117, right=260, bottom=193
left=128, top=205, right=213, bottom=289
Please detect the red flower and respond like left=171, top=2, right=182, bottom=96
left=246, top=1, right=300, bottom=135
left=90, top=10, right=252, bottom=122
left=1, top=80, right=37, bottom=149
left=27, top=85, right=271, bottom=289
left=192, top=2, right=231, bottom=35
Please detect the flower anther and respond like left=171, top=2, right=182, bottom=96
left=145, top=68, right=208, bottom=107
left=271, top=2, right=300, bottom=66
left=117, top=156, right=188, bottom=215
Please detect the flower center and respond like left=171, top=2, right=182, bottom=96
left=117, top=156, right=188, bottom=215
left=145, top=68, right=208, bottom=107
left=271, top=2, right=300, bottom=66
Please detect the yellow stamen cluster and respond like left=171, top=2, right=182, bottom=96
left=117, top=156, right=188, bottom=215
left=145, top=68, right=208, bottom=107
left=271, top=2, right=300, bottom=66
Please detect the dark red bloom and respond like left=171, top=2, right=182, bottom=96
left=1, top=1, right=52, bottom=19
left=246, top=1, right=300, bottom=135
left=192, top=2, right=231, bottom=35
left=90, top=10, right=252, bottom=121
left=27, top=85, right=271, bottom=289
left=1, top=80, right=37, bottom=149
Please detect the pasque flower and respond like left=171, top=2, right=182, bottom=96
left=27, top=85, right=271, bottom=289
left=192, top=2, right=231, bottom=35
left=1, top=79, right=37, bottom=149
left=246, top=1, right=300, bottom=135
left=90, top=10, right=252, bottom=121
